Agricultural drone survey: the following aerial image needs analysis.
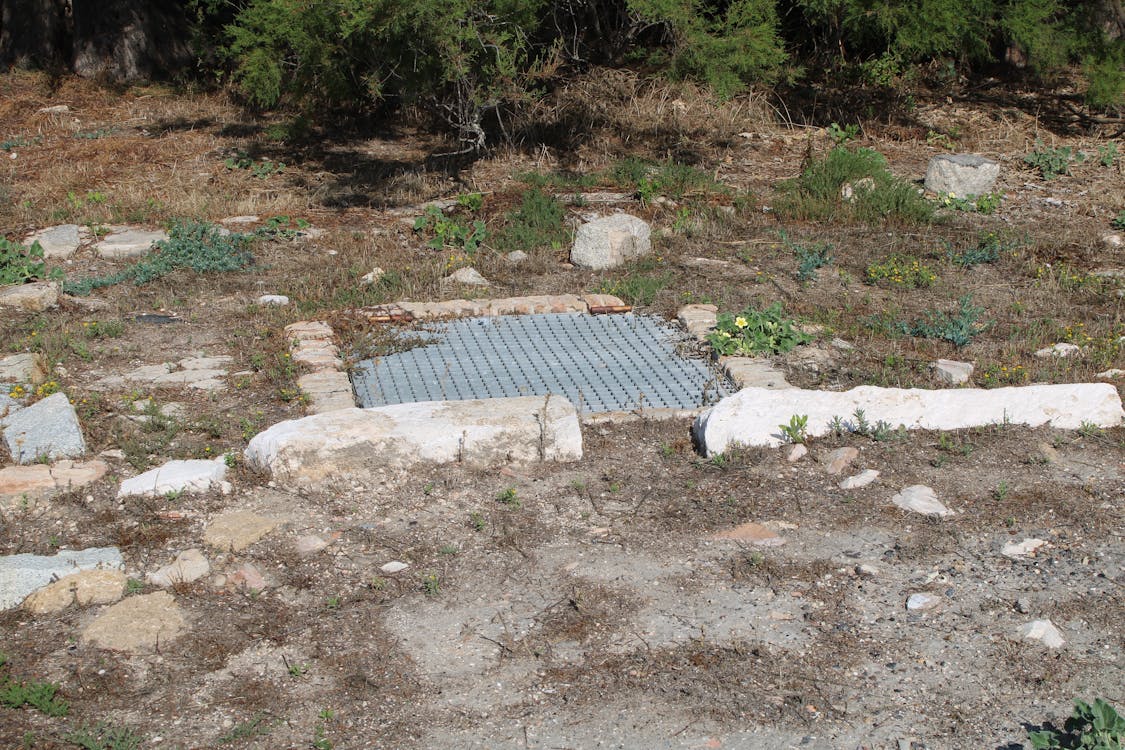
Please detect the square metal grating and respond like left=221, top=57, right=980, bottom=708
left=350, top=312, right=732, bottom=414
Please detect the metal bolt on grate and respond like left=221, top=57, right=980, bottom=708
left=350, top=312, right=732, bottom=414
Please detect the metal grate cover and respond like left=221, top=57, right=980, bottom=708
left=351, top=312, right=731, bottom=414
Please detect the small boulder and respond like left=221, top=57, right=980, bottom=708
left=906, top=593, right=941, bottom=611
left=784, top=443, right=807, bottom=463
left=148, top=549, right=210, bottom=587
left=1017, top=619, right=1065, bottom=649
left=1, top=392, right=86, bottom=464
left=820, top=447, right=859, bottom=476
left=1035, top=343, right=1080, bottom=358
left=359, top=267, right=385, bottom=285
left=380, top=561, right=410, bottom=574
left=204, top=510, right=279, bottom=552
left=227, top=563, right=268, bottom=591
left=444, top=266, right=490, bottom=286
left=257, top=294, right=290, bottom=306
left=505, top=250, right=529, bottom=263
left=891, top=485, right=953, bottom=517
left=81, top=591, right=186, bottom=654
left=1001, top=538, right=1049, bottom=558
left=924, top=154, right=1000, bottom=198
left=22, top=569, right=125, bottom=614
left=24, top=225, right=81, bottom=259
left=0, top=281, right=59, bottom=312
left=931, top=359, right=973, bottom=385
left=117, top=458, right=227, bottom=498
left=570, top=214, right=652, bottom=270
left=0, top=352, right=48, bottom=385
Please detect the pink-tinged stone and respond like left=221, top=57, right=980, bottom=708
left=712, top=522, right=785, bottom=547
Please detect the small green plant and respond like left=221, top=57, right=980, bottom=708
left=64, top=721, right=143, bottom=750
left=421, top=573, right=441, bottom=597
left=1078, top=421, right=1105, bottom=438
left=707, top=303, right=811, bottom=356
left=851, top=408, right=871, bottom=435
left=1025, top=141, right=1085, bottom=180
left=865, top=254, right=936, bottom=288
left=828, top=415, right=847, bottom=436
left=1028, top=697, right=1125, bottom=749
left=491, top=188, right=568, bottom=254
left=65, top=220, right=254, bottom=296
left=1111, top=211, right=1125, bottom=230
left=936, top=191, right=1003, bottom=214
left=496, top=487, right=520, bottom=507
left=0, top=656, right=69, bottom=717
left=324, top=595, right=341, bottom=610
left=1097, top=142, right=1118, bottom=168
left=225, top=150, right=285, bottom=178
left=826, top=122, right=859, bottom=147
left=1, top=238, right=62, bottom=286
left=125, top=578, right=144, bottom=595
left=778, top=414, right=809, bottom=444
left=780, top=232, right=833, bottom=282
left=993, top=481, right=1010, bottom=501
left=907, top=295, right=990, bottom=347
left=456, top=192, right=484, bottom=211
left=217, top=713, right=273, bottom=745
left=469, top=511, right=486, bottom=532
left=413, top=204, right=487, bottom=255
left=870, top=420, right=896, bottom=441
left=946, top=232, right=1010, bottom=268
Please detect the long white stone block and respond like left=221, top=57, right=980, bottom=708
left=694, top=384, right=1124, bottom=455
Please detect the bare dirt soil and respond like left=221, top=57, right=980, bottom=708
left=0, top=70, right=1122, bottom=749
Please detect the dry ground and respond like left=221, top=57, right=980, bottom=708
left=0, top=70, right=1122, bottom=749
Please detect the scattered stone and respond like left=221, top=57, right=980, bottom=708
left=693, top=383, right=1124, bottom=454
left=1, top=392, right=86, bottom=464
left=227, top=563, right=268, bottom=591
left=712, top=522, right=784, bottom=546
left=856, top=564, right=880, bottom=579
left=906, top=593, right=941, bottom=611
left=0, top=459, right=108, bottom=506
left=117, top=458, right=227, bottom=498
left=359, top=267, right=385, bottom=285
left=570, top=214, right=652, bottom=270
left=445, top=266, right=490, bottom=286
left=1096, top=368, right=1125, bottom=379
left=97, top=356, right=232, bottom=392
left=94, top=227, right=168, bottom=259
left=24, top=224, right=81, bottom=259
left=1033, top=442, right=1060, bottom=464
left=38, top=104, right=70, bottom=114
left=294, top=535, right=329, bottom=555
left=221, top=215, right=259, bottom=225
left=506, top=250, right=529, bottom=263
left=840, top=177, right=875, bottom=202
left=830, top=338, right=855, bottom=351
left=257, top=294, right=290, bottom=306
left=931, top=359, right=974, bottom=385
left=1016, top=598, right=1031, bottom=614
left=0, top=352, right=47, bottom=385
left=246, top=395, right=583, bottom=485
left=676, top=304, right=718, bottom=341
left=1101, top=233, right=1123, bottom=249
left=924, top=154, right=1000, bottom=198
left=784, top=444, right=807, bottom=462
left=1017, top=619, right=1065, bottom=649
left=0, top=281, right=60, bottom=311
left=147, top=549, right=210, bottom=587
left=1035, top=343, right=1081, bottom=358
left=22, top=569, right=125, bottom=614
left=721, top=357, right=792, bottom=390
left=0, top=547, right=123, bottom=610
left=558, top=191, right=631, bottom=204
left=204, top=510, right=279, bottom=552
left=891, top=485, right=953, bottom=517
left=380, top=561, right=410, bottom=574
left=839, top=469, right=880, bottom=490
left=81, top=591, right=186, bottom=654
left=1002, top=538, right=1049, bottom=558
left=820, top=447, right=859, bottom=476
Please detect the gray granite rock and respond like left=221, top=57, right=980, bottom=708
left=0, top=546, right=123, bottom=610
left=1, top=392, right=87, bottom=464
left=924, top=154, right=1000, bottom=198
left=94, top=227, right=168, bottom=259
left=0, top=353, right=47, bottom=384
left=570, top=214, right=651, bottom=270
left=25, top=224, right=81, bottom=259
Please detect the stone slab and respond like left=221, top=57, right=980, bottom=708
left=693, top=383, right=1125, bottom=455
left=117, top=458, right=227, bottom=498
left=94, top=228, right=168, bottom=259
left=1, top=392, right=87, bottom=464
left=0, top=459, right=108, bottom=505
left=25, top=224, right=80, bottom=259
left=924, top=154, right=1000, bottom=198
left=0, top=281, right=59, bottom=312
left=246, top=395, right=583, bottom=485
left=0, top=547, right=124, bottom=610
left=0, top=352, right=48, bottom=384
left=81, top=591, right=185, bottom=653
left=204, top=510, right=279, bottom=552
left=22, top=569, right=125, bottom=613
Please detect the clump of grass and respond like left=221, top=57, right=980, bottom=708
left=65, top=721, right=143, bottom=750
left=491, top=188, right=568, bottom=254
left=65, top=219, right=253, bottom=296
left=907, top=295, right=990, bottom=347
left=946, top=232, right=1010, bottom=268
left=610, top=158, right=728, bottom=203
left=866, top=254, right=937, bottom=288
left=775, top=147, right=934, bottom=224
left=0, top=653, right=69, bottom=717
left=596, top=258, right=671, bottom=306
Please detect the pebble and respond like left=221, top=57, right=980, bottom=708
left=820, top=447, right=859, bottom=475
left=360, top=267, right=385, bottom=285
left=712, top=522, right=785, bottom=547
left=380, top=561, right=409, bottom=574
left=784, top=444, right=807, bottom=462
left=1018, top=619, right=1065, bottom=648
left=839, top=469, right=879, bottom=490
left=1002, top=538, right=1048, bottom=558
left=294, top=535, right=329, bottom=555
left=906, top=593, right=941, bottom=611
left=891, top=485, right=953, bottom=517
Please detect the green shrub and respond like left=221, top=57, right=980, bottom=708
left=779, top=231, right=833, bottom=282
left=413, top=205, right=488, bottom=255
left=707, top=302, right=810, bottom=355
left=1111, top=211, right=1125, bottom=230
left=492, top=188, right=568, bottom=254
left=1, top=238, right=61, bottom=286
left=865, top=254, right=937, bottom=288
left=775, top=147, right=934, bottom=224
left=65, top=220, right=254, bottom=296
left=1025, top=141, right=1086, bottom=179
left=1028, top=697, right=1125, bottom=750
